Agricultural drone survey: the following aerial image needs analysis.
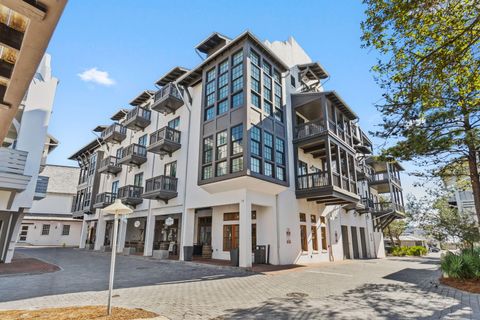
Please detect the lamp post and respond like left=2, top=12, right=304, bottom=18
left=102, top=199, right=133, bottom=315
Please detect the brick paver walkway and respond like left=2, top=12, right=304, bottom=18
left=0, top=248, right=478, bottom=319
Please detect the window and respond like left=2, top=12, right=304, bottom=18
left=250, top=126, right=261, bottom=156
left=263, top=75, right=272, bottom=101
left=299, top=213, right=306, bottom=222
left=300, top=225, right=307, bottom=251
left=310, top=214, right=317, bottom=223
left=19, top=225, right=28, bottom=241
left=116, top=148, right=123, bottom=159
left=250, top=50, right=260, bottom=65
left=62, top=225, right=70, bottom=236
left=264, top=162, right=273, bottom=177
left=216, top=161, right=227, bottom=176
left=320, top=217, right=327, bottom=250
left=264, top=100, right=272, bottom=117
left=134, top=173, right=143, bottom=187
left=232, top=50, right=243, bottom=65
left=273, top=70, right=281, bottom=83
left=262, top=60, right=272, bottom=75
left=111, top=181, right=119, bottom=195
left=251, top=92, right=260, bottom=109
left=218, top=99, right=228, bottom=115
left=251, top=157, right=261, bottom=173
left=231, top=157, right=243, bottom=173
left=205, top=106, right=215, bottom=121
left=311, top=225, right=318, bottom=251
left=218, top=71, right=229, bottom=100
left=205, top=68, right=216, bottom=109
left=231, top=52, right=244, bottom=94
left=275, top=138, right=285, bottom=165
left=168, top=117, right=180, bottom=129
left=231, top=91, right=243, bottom=109
left=206, top=68, right=216, bottom=82
left=138, top=134, right=148, bottom=146
left=219, top=59, right=229, bottom=74
left=223, top=224, right=239, bottom=251
left=216, top=131, right=228, bottom=160
left=264, top=132, right=273, bottom=161
left=291, top=75, right=296, bottom=87
left=276, top=166, right=285, bottom=181
left=203, top=136, right=213, bottom=164
left=224, top=212, right=240, bottom=221
left=202, top=165, right=213, bottom=180
left=165, top=161, right=177, bottom=177
left=231, top=124, right=243, bottom=155
left=232, top=77, right=243, bottom=92
left=298, top=161, right=308, bottom=175
left=41, top=224, right=50, bottom=236
left=274, top=105, right=283, bottom=122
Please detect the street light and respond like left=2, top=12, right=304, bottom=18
left=102, top=199, right=133, bottom=315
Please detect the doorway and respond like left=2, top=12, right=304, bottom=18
left=360, top=227, right=368, bottom=258
left=341, top=225, right=351, bottom=259
left=351, top=226, right=360, bottom=259
left=153, top=216, right=180, bottom=259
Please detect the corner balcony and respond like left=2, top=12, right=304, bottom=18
left=93, top=192, right=116, bottom=209
left=33, top=175, right=49, bottom=200
left=296, top=171, right=359, bottom=205
left=293, top=120, right=327, bottom=145
left=117, top=144, right=147, bottom=167
left=151, top=83, right=184, bottom=115
left=356, top=164, right=373, bottom=182
left=142, top=175, right=178, bottom=203
left=101, top=123, right=127, bottom=144
left=369, top=172, right=401, bottom=193
left=147, top=126, right=181, bottom=157
left=117, top=185, right=143, bottom=207
left=0, top=148, right=31, bottom=192
left=123, top=106, right=151, bottom=131
left=370, top=201, right=406, bottom=230
left=98, top=156, right=122, bottom=175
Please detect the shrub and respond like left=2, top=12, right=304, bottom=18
left=441, top=250, right=480, bottom=279
left=391, top=246, right=427, bottom=257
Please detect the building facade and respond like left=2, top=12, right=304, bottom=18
left=17, top=164, right=81, bottom=247
left=70, top=31, right=405, bottom=267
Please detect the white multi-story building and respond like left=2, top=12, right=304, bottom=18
left=70, top=32, right=405, bottom=267
left=17, top=164, right=81, bottom=247
left=0, top=0, right=66, bottom=263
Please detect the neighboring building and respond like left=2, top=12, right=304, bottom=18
left=70, top=31, right=406, bottom=267
left=0, top=0, right=66, bottom=263
left=17, top=165, right=81, bottom=246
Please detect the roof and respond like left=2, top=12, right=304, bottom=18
left=68, top=138, right=103, bottom=160
left=129, top=90, right=155, bottom=106
left=23, top=215, right=81, bottom=222
left=179, top=31, right=290, bottom=87
left=324, top=91, right=358, bottom=120
left=45, top=134, right=59, bottom=153
left=297, top=62, right=329, bottom=80
left=195, top=32, right=231, bottom=55
left=155, top=67, right=189, bottom=86
left=399, top=235, right=426, bottom=241
left=110, top=109, right=129, bottom=121
left=93, top=125, right=108, bottom=133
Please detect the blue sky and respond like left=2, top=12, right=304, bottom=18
left=44, top=0, right=422, bottom=196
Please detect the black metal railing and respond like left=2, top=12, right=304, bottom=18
left=294, top=119, right=326, bottom=140
left=371, top=201, right=405, bottom=213
left=150, top=126, right=181, bottom=145
left=99, top=156, right=120, bottom=169
left=154, top=83, right=182, bottom=101
left=101, top=123, right=127, bottom=139
left=121, top=143, right=147, bottom=159
left=118, top=185, right=143, bottom=199
left=296, top=171, right=329, bottom=190
left=95, top=192, right=116, bottom=205
left=145, top=175, right=178, bottom=193
left=126, top=106, right=151, bottom=122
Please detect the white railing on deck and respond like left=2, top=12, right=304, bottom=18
left=0, top=148, right=28, bottom=175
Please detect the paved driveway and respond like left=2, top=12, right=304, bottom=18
left=0, top=248, right=478, bottom=319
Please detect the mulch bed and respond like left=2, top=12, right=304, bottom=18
left=0, top=306, right=158, bottom=320
left=440, top=277, right=480, bottom=294
left=0, top=253, right=60, bottom=276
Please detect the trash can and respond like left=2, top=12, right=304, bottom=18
left=183, top=246, right=193, bottom=261
left=254, top=245, right=266, bottom=264
left=230, top=248, right=239, bottom=266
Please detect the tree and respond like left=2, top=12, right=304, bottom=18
left=408, top=189, right=480, bottom=249
left=386, top=220, right=406, bottom=247
left=361, top=0, right=480, bottom=222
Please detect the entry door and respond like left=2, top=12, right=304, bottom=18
left=341, top=225, right=351, bottom=259
left=360, top=227, right=368, bottom=259
left=198, top=217, right=212, bottom=245
left=351, top=226, right=360, bottom=259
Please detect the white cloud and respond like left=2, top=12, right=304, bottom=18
left=78, top=67, right=115, bottom=86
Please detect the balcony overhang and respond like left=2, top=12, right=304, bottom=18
left=297, top=62, right=329, bottom=80
left=147, top=139, right=181, bottom=157
left=300, top=185, right=360, bottom=205
left=142, top=189, right=178, bottom=203
left=155, top=67, right=189, bottom=87
left=200, top=175, right=288, bottom=195
left=151, top=92, right=184, bottom=115
left=110, top=109, right=128, bottom=121
left=117, top=154, right=146, bottom=167
left=98, top=163, right=121, bottom=175
left=129, top=90, right=154, bottom=106
left=123, top=111, right=151, bottom=131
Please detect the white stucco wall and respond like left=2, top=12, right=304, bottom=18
left=18, top=218, right=81, bottom=246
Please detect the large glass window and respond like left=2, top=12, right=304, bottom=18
left=134, top=172, right=143, bottom=187
left=251, top=92, right=260, bottom=109
left=41, top=224, right=50, bottom=236
left=205, top=106, right=215, bottom=121
left=223, top=224, right=239, bottom=251
left=231, top=124, right=243, bottom=155
left=232, top=50, right=243, bottom=65
left=231, top=91, right=243, bottom=109
left=250, top=50, right=260, bottom=66
left=250, top=126, right=261, bottom=156
left=168, top=117, right=180, bottom=129
left=202, top=165, right=213, bottom=180
left=251, top=157, right=261, bottom=173
left=275, top=138, right=285, bottom=165
left=138, top=134, right=148, bottom=146
left=216, top=161, right=227, bottom=176
left=216, top=131, right=228, bottom=160
left=264, top=100, right=272, bottom=117
left=231, top=157, right=243, bottom=173
left=203, top=136, right=213, bottom=164
left=276, top=166, right=285, bottom=181
left=218, top=99, right=228, bottom=115
left=164, top=161, right=177, bottom=177
left=264, top=132, right=273, bottom=161
left=264, top=162, right=273, bottom=177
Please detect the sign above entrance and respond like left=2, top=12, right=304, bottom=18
left=165, top=217, right=174, bottom=226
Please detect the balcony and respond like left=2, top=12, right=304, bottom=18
left=296, top=171, right=359, bottom=205
left=151, top=83, right=184, bottom=114
left=147, top=126, right=181, bottom=157
left=369, top=172, right=401, bottom=192
left=98, top=156, right=122, bottom=175
left=117, top=185, right=143, bottom=207
left=294, top=120, right=327, bottom=143
left=117, top=144, right=147, bottom=167
left=93, top=192, right=116, bottom=209
left=356, top=164, right=373, bottom=181
left=142, top=175, right=178, bottom=203
left=123, top=106, right=151, bottom=131
left=101, top=123, right=127, bottom=144
left=0, top=148, right=31, bottom=192
left=33, top=176, right=49, bottom=200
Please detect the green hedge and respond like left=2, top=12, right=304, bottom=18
left=391, top=246, right=427, bottom=256
left=441, top=250, right=480, bottom=279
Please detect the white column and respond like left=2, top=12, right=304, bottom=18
left=117, top=217, right=127, bottom=253
left=239, top=196, right=252, bottom=268
left=79, top=218, right=88, bottom=249
left=179, top=208, right=195, bottom=261
left=4, top=212, right=24, bottom=263
left=94, top=215, right=106, bottom=251
left=143, top=214, right=155, bottom=257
